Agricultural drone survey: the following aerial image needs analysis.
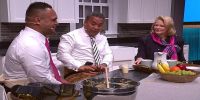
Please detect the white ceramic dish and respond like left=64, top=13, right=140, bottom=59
left=167, top=60, right=177, bottom=67
left=141, top=59, right=153, bottom=67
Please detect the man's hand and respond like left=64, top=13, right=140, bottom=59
left=82, top=71, right=98, bottom=76
left=78, top=64, right=108, bottom=74
left=97, top=63, right=108, bottom=72
left=78, top=65, right=96, bottom=72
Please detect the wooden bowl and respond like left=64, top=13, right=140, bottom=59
left=159, top=71, right=199, bottom=83
left=133, top=65, right=157, bottom=74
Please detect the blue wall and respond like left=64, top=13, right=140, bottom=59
left=183, top=28, right=200, bottom=61
left=184, top=0, right=200, bottom=22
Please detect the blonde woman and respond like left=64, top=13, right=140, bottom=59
left=135, top=16, right=185, bottom=64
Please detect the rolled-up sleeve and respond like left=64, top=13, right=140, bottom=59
left=101, top=38, right=113, bottom=67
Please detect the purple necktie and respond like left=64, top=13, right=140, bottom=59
left=45, top=38, right=61, bottom=82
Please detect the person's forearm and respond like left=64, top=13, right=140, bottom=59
left=57, top=54, right=82, bottom=69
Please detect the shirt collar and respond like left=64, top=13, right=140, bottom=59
left=24, top=26, right=46, bottom=44
left=81, top=27, right=100, bottom=39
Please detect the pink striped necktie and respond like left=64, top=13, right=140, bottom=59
left=45, top=38, right=61, bottom=82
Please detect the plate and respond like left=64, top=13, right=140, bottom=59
left=186, top=66, right=200, bottom=72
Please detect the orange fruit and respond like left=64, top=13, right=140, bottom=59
left=170, top=66, right=181, bottom=71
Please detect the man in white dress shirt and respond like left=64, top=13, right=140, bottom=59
left=3, top=2, right=69, bottom=88
left=57, top=13, right=113, bottom=78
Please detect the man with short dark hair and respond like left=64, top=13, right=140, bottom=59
left=57, top=12, right=113, bottom=80
left=4, top=2, right=69, bottom=88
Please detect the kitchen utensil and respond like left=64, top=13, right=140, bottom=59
left=105, top=68, right=110, bottom=88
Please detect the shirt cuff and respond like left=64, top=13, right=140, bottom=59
left=101, top=61, right=110, bottom=67
left=68, top=62, right=83, bottom=72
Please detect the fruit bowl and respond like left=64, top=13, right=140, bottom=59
left=159, top=71, right=199, bottom=83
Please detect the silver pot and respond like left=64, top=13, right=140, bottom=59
left=82, top=78, right=140, bottom=100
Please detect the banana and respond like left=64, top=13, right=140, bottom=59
left=160, top=62, right=170, bottom=72
left=157, top=63, right=166, bottom=73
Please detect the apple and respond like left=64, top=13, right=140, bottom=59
left=176, top=64, right=187, bottom=70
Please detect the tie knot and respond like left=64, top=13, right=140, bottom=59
left=90, top=37, right=94, bottom=40
left=45, top=38, right=48, bottom=41
left=90, top=37, right=95, bottom=43
left=45, top=38, right=51, bottom=53
left=45, top=38, right=49, bottom=44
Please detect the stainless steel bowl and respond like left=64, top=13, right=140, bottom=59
left=82, top=78, right=140, bottom=99
left=186, top=66, right=200, bottom=72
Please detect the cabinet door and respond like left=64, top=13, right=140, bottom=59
left=55, top=0, right=79, bottom=23
left=155, top=0, right=171, bottom=16
left=9, top=0, right=31, bottom=22
left=127, top=0, right=142, bottom=23
left=126, top=0, right=171, bottom=23
left=141, top=0, right=156, bottom=23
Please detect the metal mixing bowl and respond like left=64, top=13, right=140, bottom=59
left=82, top=78, right=140, bottom=100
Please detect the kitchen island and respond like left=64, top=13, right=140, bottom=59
left=10, top=68, right=200, bottom=100
left=22, top=69, right=149, bottom=100
left=54, top=69, right=149, bottom=100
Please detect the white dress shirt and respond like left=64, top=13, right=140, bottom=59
left=4, top=27, right=61, bottom=84
left=57, top=27, right=113, bottom=70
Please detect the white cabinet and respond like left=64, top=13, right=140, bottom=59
left=0, top=0, right=78, bottom=23
left=127, top=0, right=142, bottom=23
left=0, top=0, right=30, bottom=22
left=116, top=0, right=172, bottom=23
left=55, top=0, right=78, bottom=23
left=141, top=0, right=156, bottom=23
left=155, top=0, right=171, bottom=18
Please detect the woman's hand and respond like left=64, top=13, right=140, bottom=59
left=135, top=58, right=143, bottom=65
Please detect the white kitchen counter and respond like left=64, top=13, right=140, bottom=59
left=136, top=73, right=200, bottom=100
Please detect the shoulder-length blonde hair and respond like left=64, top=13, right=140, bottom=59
left=151, top=16, right=176, bottom=36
